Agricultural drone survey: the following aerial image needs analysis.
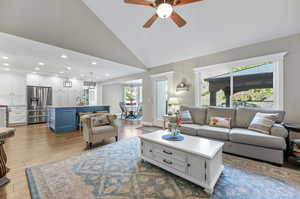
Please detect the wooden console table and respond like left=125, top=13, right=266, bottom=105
left=0, top=128, right=15, bottom=187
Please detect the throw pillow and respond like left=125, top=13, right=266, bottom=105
left=209, top=117, right=232, bottom=128
left=248, top=112, right=279, bottom=134
left=180, top=110, right=193, bottom=124
left=91, top=115, right=110, bottom=127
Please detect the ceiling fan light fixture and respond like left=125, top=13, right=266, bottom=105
left=156, top=3, right=173, bottom=18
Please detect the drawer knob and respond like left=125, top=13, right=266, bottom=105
left=187, top=163, right=191, bottom=167
left=163, top=150, right=173, bottom=155
left=163, top=159, right=172, bottom=165
left=149, top=150, right=152, bottom=152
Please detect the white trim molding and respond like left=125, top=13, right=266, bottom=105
left=194, top=52, right=287, bottom=109
left=142, top=121, right=153, bottom=126
left=150, top=71, right=174, bottom=78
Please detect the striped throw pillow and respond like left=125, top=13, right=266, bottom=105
left=248, top=112, right=279, bottom=134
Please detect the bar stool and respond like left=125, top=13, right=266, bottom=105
left=0, top=128, right=15, bottom=187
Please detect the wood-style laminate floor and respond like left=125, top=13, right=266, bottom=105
left=0, top=120, right=143, bottom=199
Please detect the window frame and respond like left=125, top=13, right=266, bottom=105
left=194, top=52, right=287, bottom=109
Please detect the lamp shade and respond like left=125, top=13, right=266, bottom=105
left=168, top=97, right=179, bottom=105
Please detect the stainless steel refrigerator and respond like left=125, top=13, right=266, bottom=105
left=27, top=86, right=52, bottom=124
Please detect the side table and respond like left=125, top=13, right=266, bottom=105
left=283, top=123, right=300, bottom=163
left=0, top=128, right=15, bottom=187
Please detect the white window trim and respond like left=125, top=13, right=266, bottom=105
left=193, top=52, right=287, bottom=109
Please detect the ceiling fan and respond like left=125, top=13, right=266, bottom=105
left=124, top=0, right=202, bottom=28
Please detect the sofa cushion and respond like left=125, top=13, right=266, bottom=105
left=230, top=128, right=286, bottom=150
left=271, top=123, right=288, bottom=138
left=196, top=125, right=230, bottom=141
left=180, top=106, right=207, bottom=125
left=92, top=125, right=115, bottom=135
left=206, top=107, right=236, bottom=127
left=236, top=107, right=285, bottom=128
left=179, top=124, right=203, bottom=136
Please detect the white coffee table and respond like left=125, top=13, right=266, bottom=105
left=139, top=130, right=224, bottom=194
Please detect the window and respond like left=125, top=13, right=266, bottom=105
left=194, top=53, right=286, bottom=109
left=123, top=86, right=142, bottom=105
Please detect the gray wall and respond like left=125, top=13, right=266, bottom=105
left=101, top=33, right=300, bottom=123
left=102, top=84, right=124, bottom=114
left=0, top=0, right=145, bottom=69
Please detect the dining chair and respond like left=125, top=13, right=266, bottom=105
left=119, top=102, right=128, bottom=119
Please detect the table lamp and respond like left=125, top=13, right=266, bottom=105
left=168, top=97, right=180, bottom=115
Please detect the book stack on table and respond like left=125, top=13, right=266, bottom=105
left=291, top=139, right=300, bottom=162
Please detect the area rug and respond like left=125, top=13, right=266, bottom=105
left=26, top=137, right=300, bottom=199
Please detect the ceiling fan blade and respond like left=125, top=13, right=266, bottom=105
left=143, top=14, right=158, bottom=28
left=124, top=0, right=155, bottom=7
left=170, top=11, right=187, bottom=27
left=174, top=0, right=202, bottom=6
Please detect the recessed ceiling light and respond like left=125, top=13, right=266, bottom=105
left=3, top=63, right=9, bottom=66
left=105, top=73, right=110, bottom=77
left=32, top=71, right=37, bottom=74
left=2, top=56, right=8, bottom=60
left=61, top=54, right=68, bottom=59
left=66, top=66, right=71, bottom=70
left=59, top=71, right=64, bottom=74
left=38, top=62, right=45, bottom=66
left=35, top=67, right=40, bottom=71
left=91, top=62, right=97, bottom=65
left=3, top=67, right=10, bottom=71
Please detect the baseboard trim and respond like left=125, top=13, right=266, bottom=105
left=142, top=121, right=153, bottom=126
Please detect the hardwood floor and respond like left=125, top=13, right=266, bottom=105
left=0, top=120, right=143, bottom=199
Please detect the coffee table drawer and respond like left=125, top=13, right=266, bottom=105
left=153, top=143, right=187, bottom=162
left=153, top=153, right=187, bottom=173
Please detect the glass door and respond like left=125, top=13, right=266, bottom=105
left=155, top=79, right=168, bottom=121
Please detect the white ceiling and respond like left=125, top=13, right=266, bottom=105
left=0, top=32, right=145, bottom=81
left=83, top=0, right=300, bottom=68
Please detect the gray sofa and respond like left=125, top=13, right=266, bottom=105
left=178, top=106, right=288, bottom=165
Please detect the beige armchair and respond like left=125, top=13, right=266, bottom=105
left=81, top=113, right=118, bottom=149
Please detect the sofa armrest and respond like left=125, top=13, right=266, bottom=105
left=270, top=123, right=288, bottom=138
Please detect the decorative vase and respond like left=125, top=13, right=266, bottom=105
left=170, top=127, right=180, bottom=137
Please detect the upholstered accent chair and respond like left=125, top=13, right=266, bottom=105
left=81, top=113, right=118, bottom=149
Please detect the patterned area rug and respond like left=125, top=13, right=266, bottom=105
left=26, top=137, right=300, bottom=199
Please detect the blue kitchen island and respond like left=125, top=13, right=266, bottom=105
left=48, top=105, right=110, bottom=133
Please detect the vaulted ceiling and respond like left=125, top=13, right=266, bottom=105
left=83, top=0, right=300, bottom=67
left=1, top=0, right=300, bottom=70
left=0, top=0, right=146, bottom=69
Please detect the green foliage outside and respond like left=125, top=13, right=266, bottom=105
left=125, top=88, right=136, bottom=103
left=232, top=88, right=273, bottom=102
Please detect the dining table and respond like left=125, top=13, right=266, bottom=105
left=125, top=104, right=138, bottom=119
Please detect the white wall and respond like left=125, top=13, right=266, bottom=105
left=0, top=71, right=26, bottom=106
left=102, top=83, right=123, bottom=114
left=27, top=74, right=84, bottom=106
left=101, top=33, right=300, bottom=124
